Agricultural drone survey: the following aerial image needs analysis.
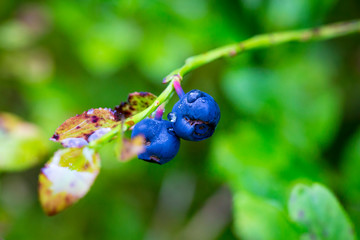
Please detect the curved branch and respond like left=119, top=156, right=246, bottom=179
left=88, top=19, right=360, bottom=149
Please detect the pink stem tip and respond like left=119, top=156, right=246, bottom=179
left=154, top=104, right=165, bottom=120
left=173, top=78, right=185, bottom=99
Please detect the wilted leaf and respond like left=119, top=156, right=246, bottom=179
left=114, top=92, right=157, bottom=119
left=118, top=135, right=145, bottom=162
left=39, top=147, right=100, bottom=216
left=0, top=112, right=48, bottom=171
left=288, top=183, right=356, bottom=240
left=51, top=108, right=119, bottom=144
left=114, top=123, right=145, bottom=162
left=234, top=191, right=299, bottom=240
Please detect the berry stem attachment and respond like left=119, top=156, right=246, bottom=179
left=173, top=78, right=185, bottom=99
left=154, top=104, right=165, bottom=120
left=89, top=19, right=360, bottom=149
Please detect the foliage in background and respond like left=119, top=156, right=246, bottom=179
left=0, top=0, right=360, bottom=239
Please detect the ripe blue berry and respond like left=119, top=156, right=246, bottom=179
left=169, top=89, right=220, bottom=141
left=131, top=118, right=180, bottom=164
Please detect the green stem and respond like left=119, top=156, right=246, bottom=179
left=89, top=81, right=176, bottom=149
left=89, top=19, right=360, bottom=149
left=164, top=19, right=360, bottom=82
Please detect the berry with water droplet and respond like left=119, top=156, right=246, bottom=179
left=131, top=118, right=180, bottom=164
left=169, top=89, right=220, bottom=141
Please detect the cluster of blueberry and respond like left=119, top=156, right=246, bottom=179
left=131, top=82, right=220, bottom=165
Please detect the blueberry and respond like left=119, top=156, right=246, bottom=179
left=169, top=89, right=220, bottom=141
left=131, top=118, right=180, bottom=164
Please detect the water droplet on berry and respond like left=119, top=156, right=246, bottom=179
left=187, top=90, right=202, bottom=103
left=167, top=127, right=175, bottom=133
left=168, top=112, right=177, bottom=122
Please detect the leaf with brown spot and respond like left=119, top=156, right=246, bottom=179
left=114, top=92, right=157, bottom=119
left=51, top=108, right=119, bottom=144
left=38, top=147, right=100, bottom=216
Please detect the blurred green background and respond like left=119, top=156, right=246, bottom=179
left=0, top=0, right=360, bottom=239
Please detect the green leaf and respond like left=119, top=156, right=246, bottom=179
left=51, top=108, right=119, bottom=144
left=210, top=133, right=287, bottom=205
left=288, top=183, right=356, bottom=240
left=210, top=121, right=322, bottom=205
left=0, top=21, right=37, bottom=50
left=0, top=112, right=48, bottom=171
left=341, top=128, right=360, bottom=202
left=222, top=50, right=341, bottom=151
left=76, top=19, right=141, bottom=76
left=52, top=1, right=141, bottom=76
left=222, top=68, right=279, bottom=116
left=114, top=92, right=157, bottom=120
left=341, top=127, right=360, bottom=230
left=38, top=147, right=100, bottom=216
left=234, top=191, right=299, bottom=240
